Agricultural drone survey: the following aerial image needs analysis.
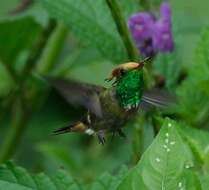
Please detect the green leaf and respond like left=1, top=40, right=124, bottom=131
left=176, top=26, right=209, bottom=126
left=67, top=60, right=114, bottom=86
left=154, top=44, right=182, bottom=89
left=117, top=119, right=200, bottom=190
left=0, top=162, right=82, bottom=190
left=176, top=78, right=209, bottom=126
left=0, top=16, right=42, bottom=65
left=37, top=142, right=80, bottom=171
left=178, top=125, right=209, bottom=154
left=0, top=63, right=14, bottom=97
left=179, top=125, right=209, bottom=174
left=180, top=170, right=202, bottom=190
left=90, top=173, right=119, bottom=190
left=119, top=0, right=140, bottom=19
left=90, top=166, right=128, bottom=190
left=52, top=48, right=114, bottom=86
left=13, top=1, right=49, bottom=27
left=200, top=174, right=209, bottom=190
left=40, top=0, right=128, bottom=62
left=191, top=27, right=209, bottom=84
left=52, top=48, right=101, bottom=76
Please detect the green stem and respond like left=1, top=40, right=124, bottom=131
left=0, top=99, right=29, bottom=163
left=0, top=20, right=58, bottom=162
left=21, top=19, right=56, bottom=79
left=106, top=0, right=140, bottom=62
left=37, top=22, right=68, bottom=74
left=0, top=60, right=18, bottom=82
left=132, top=117, right=144, bottom=163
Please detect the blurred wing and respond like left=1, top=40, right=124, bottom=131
left=46, top=77, right=105, bottom=118
left=140, top=89, right=175, bottom=110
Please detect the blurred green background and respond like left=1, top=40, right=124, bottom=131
left=0, top=0, right=209, bottom=185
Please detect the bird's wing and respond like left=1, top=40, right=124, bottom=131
left=140, top=89, right=175, bottom=110
left=46, top=77, right=105, bottom=118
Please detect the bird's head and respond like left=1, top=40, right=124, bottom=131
left=105, top=57, right=150, bottom=82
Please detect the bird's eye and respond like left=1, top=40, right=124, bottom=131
left=119, top=69, right=126, bottom=76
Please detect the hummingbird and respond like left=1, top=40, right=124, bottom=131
left=47, top=58, right=170, bottom=144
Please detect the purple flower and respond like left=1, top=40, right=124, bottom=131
left=128, top=13, right=155, bottom=57
left=160, top=2, right=171, bottom=19
left=128, top=13, right=155, bottom=40
left=152, top=2, right=174, bottom=52
left=152, top=18, right=174, bottom=52
left=128, top=2, right=174, bottom=57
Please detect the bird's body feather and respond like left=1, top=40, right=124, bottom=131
left=116, top=69, right=144, bottom=109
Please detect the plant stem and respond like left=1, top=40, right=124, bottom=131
left=0, top=99, right=29, bottom=163
left=0, top=20, right=58, bottom=162
left=21, top=19, right=56, bottom=79
left=0, top=60, right=18, bottom=82
left=132, top=116, right=144, bottom=163
left=37, top=22, right=68, bottom=74
left=106, top=0, right=140, bottom=62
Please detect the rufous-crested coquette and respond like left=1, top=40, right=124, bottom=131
left=46, top=58, right=171, bottom=144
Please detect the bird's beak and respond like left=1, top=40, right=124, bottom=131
left=137, top=57, right=152, bottom=69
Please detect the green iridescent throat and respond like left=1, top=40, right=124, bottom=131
left=116, top=70, right=143, bottom=109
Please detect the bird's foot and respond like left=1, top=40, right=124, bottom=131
left=111, top=131, right=117, bottom=140
left=111, top=129, right=126, bottom=140
left=97, top=130, right=106, bottom=145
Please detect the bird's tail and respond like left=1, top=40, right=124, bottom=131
left=53, top=121, right=87, bottom=135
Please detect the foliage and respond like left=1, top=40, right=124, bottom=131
left=175, top=27, right=209, bottom=126
left=0, top=0, right=209, bottom=189
left=40, top=0, right=129, bottom=63
left=1, top=119, right=209, bottom=189
left=0, top=17, right=41, bottom=66
left=0, top=162, right=81, bottom=190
